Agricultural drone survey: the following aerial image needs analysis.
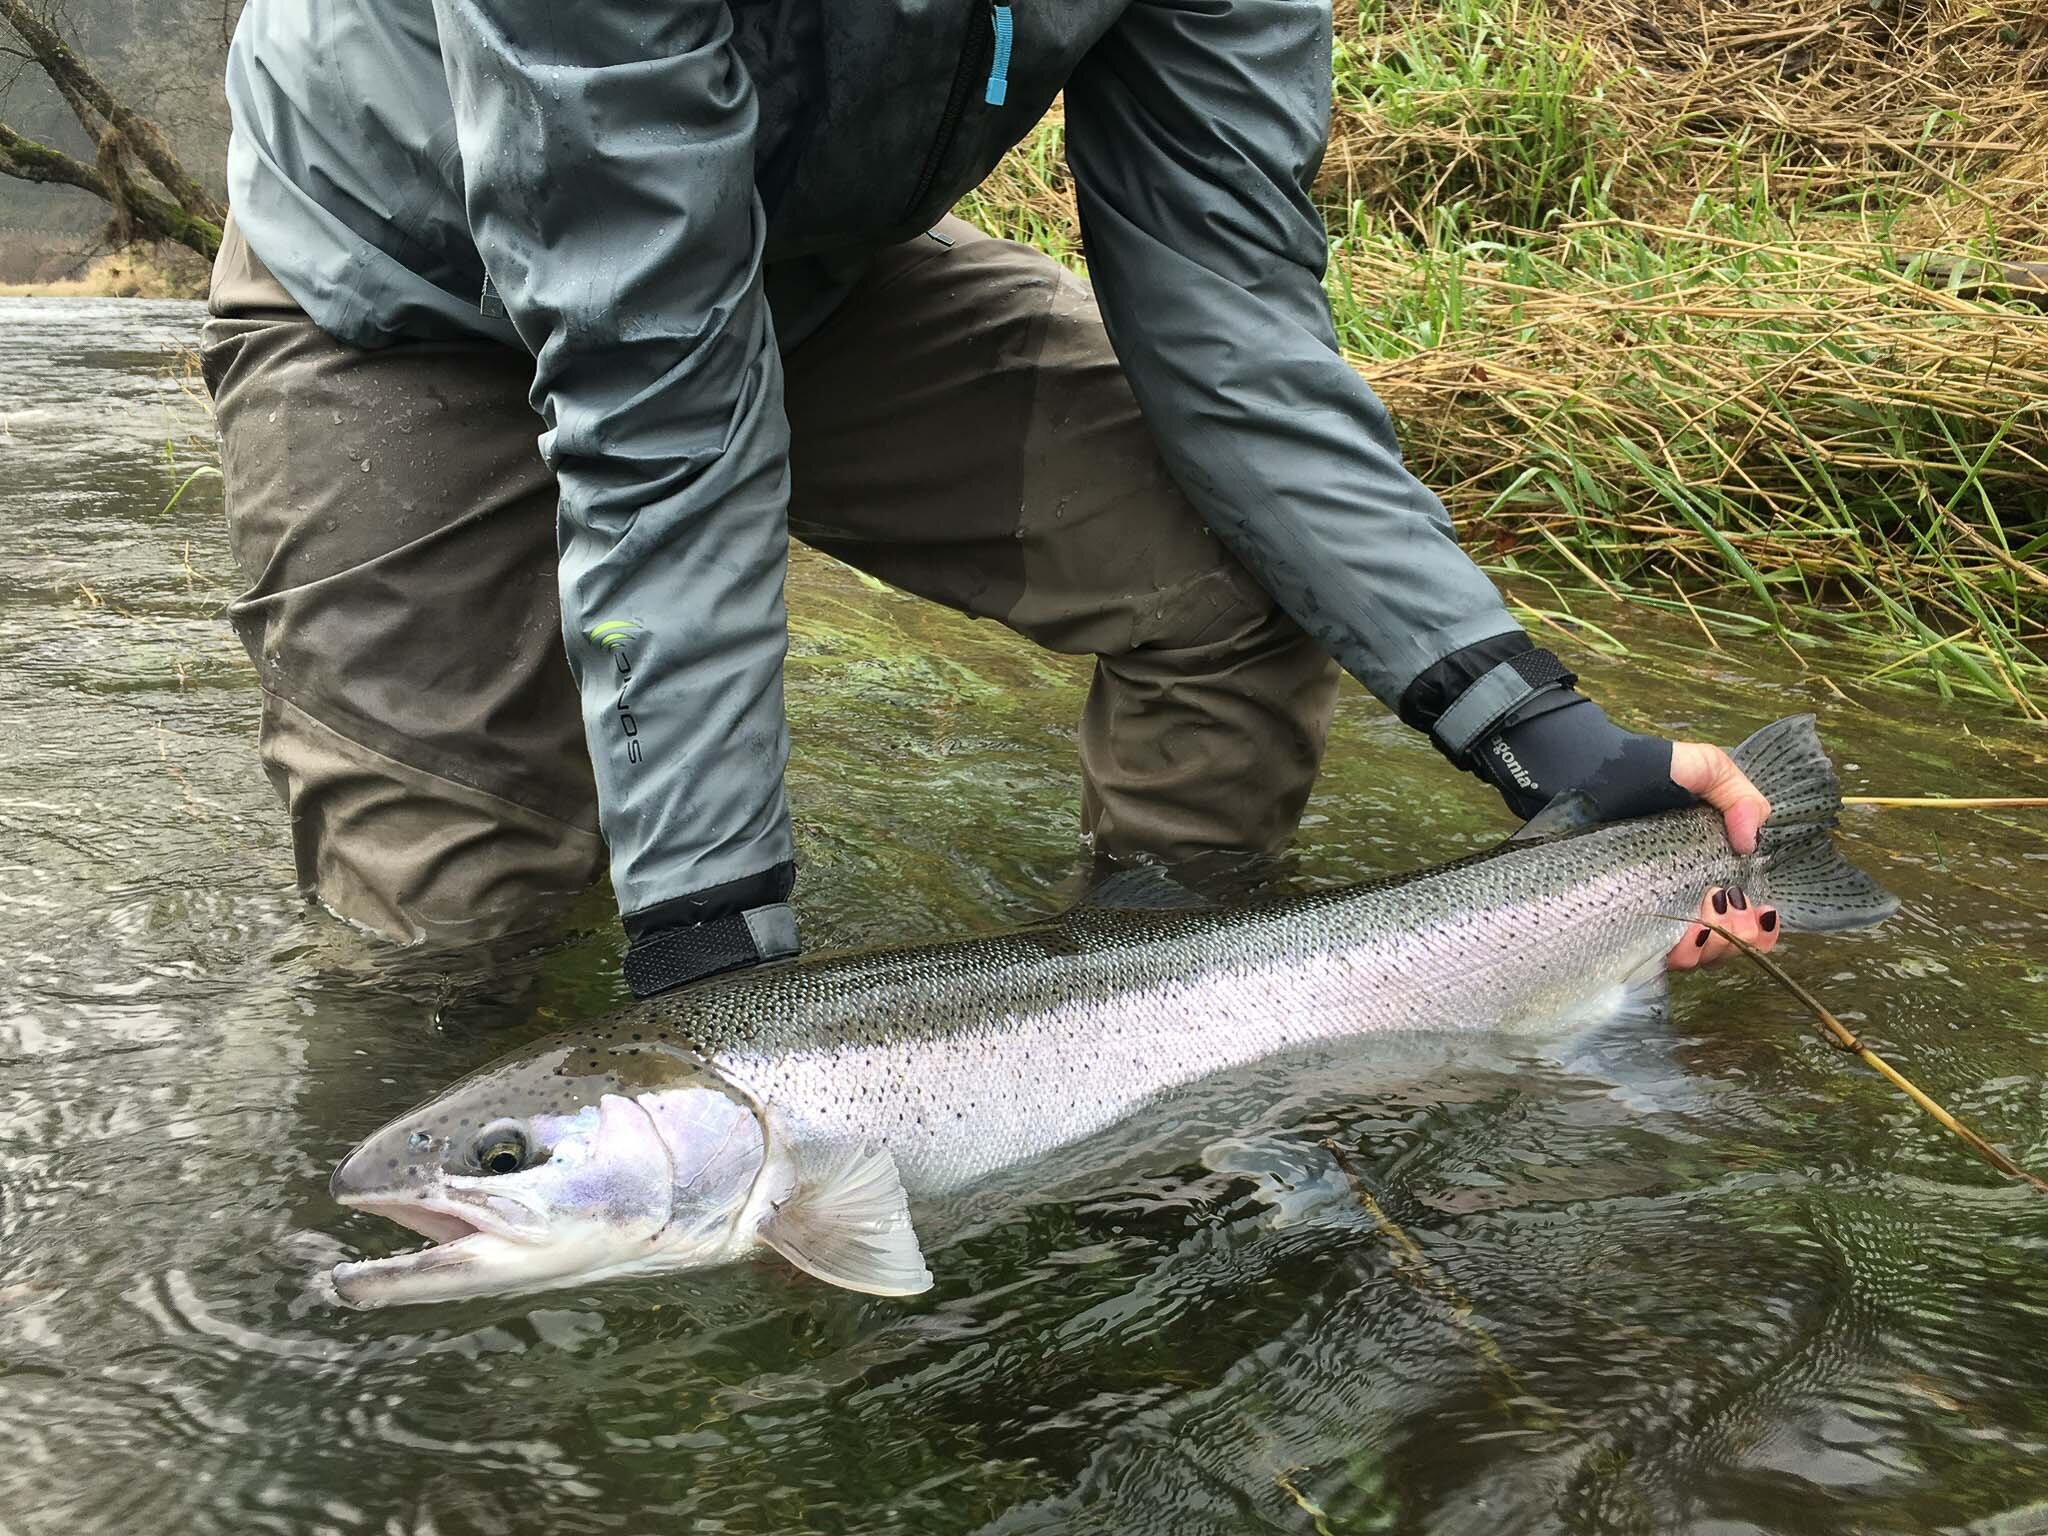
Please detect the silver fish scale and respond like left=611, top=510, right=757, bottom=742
left=616, top=805, right=1755, bottom=1195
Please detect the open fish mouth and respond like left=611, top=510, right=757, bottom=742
left=329, top=1191, right=547, bottom=1307
left=336, top=1186, right=544, bottom=1245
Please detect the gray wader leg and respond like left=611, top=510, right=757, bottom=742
left=202, top=220, right=605, bottom=945
left=784, top=217, right=1340, bottom=862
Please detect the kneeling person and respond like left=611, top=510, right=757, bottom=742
left=203, top=0, right=1779, bottom=990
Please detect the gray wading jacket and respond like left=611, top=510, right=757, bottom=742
left=225, top=0, right=1551, bottom=952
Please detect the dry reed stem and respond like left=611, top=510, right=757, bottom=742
left=1843, top=796, right=2048, bottom=807
left=1320, top=1136, right=1567, bottom=1430
left=1693, top=917, right=2048, bottom=1195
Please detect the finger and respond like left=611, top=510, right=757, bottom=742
left=1670, top=743, right=1772, bottom=855
left=1673, top=745, right=1770, bottom=854
left=1666, top=888, right=1723, bottom=970
left=1699, top=901, right=1768, bottom=968
left=1667, top=889, right=1783, bottom=969
left=1719, top=795, right=1767, bottom=858
left=1669, top=894, right=1785, bottom=969
left=1752, top=903, right=1782, bottom=952
left=1715, top=894, right=1782, bottom=955
left=1667, top=919, right=1715, bottom=970
left=1699, top=886, right=1745, bottom=966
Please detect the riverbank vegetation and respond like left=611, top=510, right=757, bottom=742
left=0, top=245, right=206, bottom=298
left=962, top=0, right=2048, bottom=716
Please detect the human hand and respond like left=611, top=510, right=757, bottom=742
left=1476, top=701, right=1779, bottom=969
left=1670, top=741, right=1770, bottom=856
left=1665, top=741, right=1776, bottom=969
left=1666, top=881, right=1780, bottom=971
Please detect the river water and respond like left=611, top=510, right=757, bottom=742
left=3, top=298, right=2046, bottom=1535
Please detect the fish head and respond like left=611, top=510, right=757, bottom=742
left=330, top=1035, right=771, bottom=1308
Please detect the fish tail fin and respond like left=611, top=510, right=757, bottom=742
left=1732, top=715, right=1901, bottom=934
left=1752, top=833, right=1901, bottom=934
left=1730, top=713, right=1843, bottom=830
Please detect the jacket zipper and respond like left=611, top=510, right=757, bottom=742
left=903, top=2, right=1011, bottom=221
left=985, top=5, right=1014, bottom=105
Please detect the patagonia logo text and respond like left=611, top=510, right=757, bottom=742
left=1490, top=737, right=1537, bottom=791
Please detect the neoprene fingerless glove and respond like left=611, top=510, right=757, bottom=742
left=1397, top=635, right=1698, bottom=826
left=1471, top=688, right=1698, bottom=824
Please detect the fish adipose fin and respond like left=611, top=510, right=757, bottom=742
left=1733, top=714, right=1901, bottom=934
left=1510, top=790, right=1602, bottom=843
left=761, top=1143, right=933, bottom=1297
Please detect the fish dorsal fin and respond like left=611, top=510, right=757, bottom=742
left=1076, top=863, right=1210, bottom=911
left=759, top=1143, right=932, bottom=1297
left=1509, top=789, right=1602, bottom=843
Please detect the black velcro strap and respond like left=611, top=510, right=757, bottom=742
left=623, top=861, right=796, bottom=941
left=1430, top=646, right=1584, bottom=761
left=1508, top=648, right=1577, bottom=693
left=1397, top=631, right=1535, bottom=736
left=623, top=913, right=760, bottom=999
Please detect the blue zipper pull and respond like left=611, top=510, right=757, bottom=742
left=985, top=3, right=1013, bottom=106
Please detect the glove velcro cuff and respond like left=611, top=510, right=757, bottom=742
left=1431, top=650, right=1578, bottom=762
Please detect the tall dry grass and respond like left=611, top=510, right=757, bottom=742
left=0, top=246, right=208, bottom=299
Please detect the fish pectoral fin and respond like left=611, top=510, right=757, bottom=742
left=760, top=1143, right=933, bottom=1298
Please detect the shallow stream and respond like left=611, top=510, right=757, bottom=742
left=3, top=298, right=2046, bottom=1534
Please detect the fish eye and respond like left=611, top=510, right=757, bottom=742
left=472, top=1122, right=531, bottom=1176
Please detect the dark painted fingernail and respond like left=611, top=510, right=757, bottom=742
left=1760, top=910, right=1778, bottom=932
left=1730, top=889, right=1748, bottom=910
left=1712, top=890, right=1728, bottom=915
left=1695, top=929, right=1710, bottom=948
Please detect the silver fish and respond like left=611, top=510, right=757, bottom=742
left=329, top=715, right=1896, bottom=1307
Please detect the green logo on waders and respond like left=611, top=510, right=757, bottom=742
left=586, top=621, right=645, bottom=763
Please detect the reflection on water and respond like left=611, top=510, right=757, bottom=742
left=2, top=298, right=2046, bottom=1535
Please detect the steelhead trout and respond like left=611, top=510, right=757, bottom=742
left=330, top=715, right=1896, bottom=1307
